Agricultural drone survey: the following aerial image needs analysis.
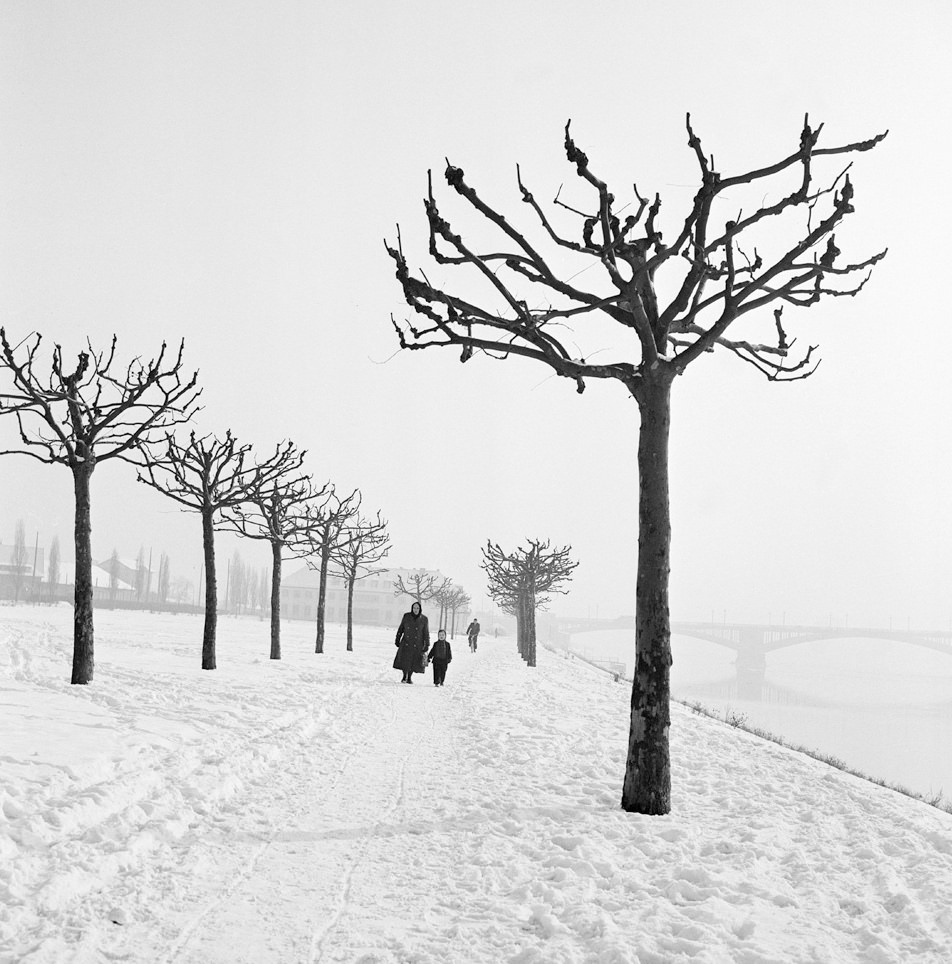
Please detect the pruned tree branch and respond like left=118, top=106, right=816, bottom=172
left=387, top=118, right=886, bottom=395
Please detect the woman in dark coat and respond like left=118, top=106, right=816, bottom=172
left=393, top=601, right=429, bottom=683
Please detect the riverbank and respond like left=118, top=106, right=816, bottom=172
left=568, top=630, right=952, bottom=801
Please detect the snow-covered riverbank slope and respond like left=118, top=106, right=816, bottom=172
left=3, top=606, right=951, bottom=963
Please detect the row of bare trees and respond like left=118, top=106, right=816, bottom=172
left=1, top=522, right=189, bottom=608
left=392, top=569, right=471, bottom=637
left=481, top=539, right=577, bottom=666
left=0, top=330, right=390, bottom=683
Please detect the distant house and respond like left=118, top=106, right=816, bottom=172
left=0, top=543, right=45, bottom=599
left=93, top=556, right=152, bottom=601
left=279, top=566, right=470, bottom=630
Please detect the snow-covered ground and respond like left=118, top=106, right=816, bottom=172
left=571, top=629, right=952, bottom=801
left=3, top=606, right=952, bottom=963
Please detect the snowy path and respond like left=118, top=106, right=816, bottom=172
left=3, top=606, right=952, bottom=963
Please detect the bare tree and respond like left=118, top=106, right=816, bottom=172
left=170, top=575, right=193, bottom=604
left=157, top=552, right=171, bottom=605
left=47, top=535, right=61, bottom=602
left=226, top=453, right=318, bottom=660
left=302, top=487, right=360, bottom=653
left=246, top=563, right=261, bottom=614
left=227, top=551, right=244, bottom=614
left=138, top=432, right=298, bottom=670
left=482, top=539, right=577, bottom=667
left=393, top=570, right=450, bottom=611
left=0, top=331, right=199, bottom=683
left=134, top=545, right=147, bottom=604
left=447, top=586, right=471, bottom=639
left=433, top=578, right=455, bottom=631
left=257, top=567, right=269, bottom=616
left=107, top=547, right=120, bottom=603
left=11, top=519, right=28, bottom=603
left=388, top=118, right=885, bottom=814
left=332, top=513, right=391, bottom=652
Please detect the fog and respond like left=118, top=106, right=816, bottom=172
left=570, top=629, right=952, bottom=801
left=1, top=1, right=950, bottom=640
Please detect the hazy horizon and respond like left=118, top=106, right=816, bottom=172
left=2, top=1, right=950, bottom=628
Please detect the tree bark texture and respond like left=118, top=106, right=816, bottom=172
left=201, top=508, right=217, bottom=671
left=622, top=374, right=674, bottom=815
left=516, top=596, right=527, bottom=661
left=314, top=541, right=330, bottom=654
left=526, top=580, right=537, bottom=668
left=270, top=540, right=282, bottom=660
left=346, top=576, right=355, bottom=652
left=71, top=466, right=95, bottom=684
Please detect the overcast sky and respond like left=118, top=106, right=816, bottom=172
left=1, top=1, right=950, bottom=628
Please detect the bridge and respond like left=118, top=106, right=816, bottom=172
left=559, top=618, right=952, bottom=700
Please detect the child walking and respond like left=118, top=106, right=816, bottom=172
left=428, top=629, right=453, bottom=686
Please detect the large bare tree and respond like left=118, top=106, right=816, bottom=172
left=225, top=453, right=319, bottom=660
left=138, top=432, right=302, bottom=669
left=0, top=331, right=199, bottom=683
left=388, top=117, right=886, bottom=814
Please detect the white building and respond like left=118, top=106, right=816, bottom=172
left=280, top=566, right=471, bottom=631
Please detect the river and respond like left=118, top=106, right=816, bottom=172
left=566, top=630, right=952, bottom=802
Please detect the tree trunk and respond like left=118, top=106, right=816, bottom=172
left=622, top=374, right=673, bottom=815
left=270, top=540, right=282, bottom=660
left=201, top=507, right=217, bottom=670
left=527, top=587, right=537, bottom=668
left=71, top=466, right=95, bottom=684
left=346, top=575, right=355, bottom=652
left=315, top=539, right=330, bottom=654
left=517, top=594, right=527, bottom=661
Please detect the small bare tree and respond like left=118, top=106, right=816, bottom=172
left=47, top=535, right=61, bottom=602
left=482, top=539, right=577, bottom=667
left=225, top=452, right=318, bottom=660
left=393, top=570, right=450, bottom=610
left=388, top=118, right=885, bottom=813
left=0, top=331, right=199, bottom=683
left=11, top=519, right=28, bottom=603
left=449, top=586, right=471, bottom=639
left=138, top=432, right=299, bottom=669
left=157, top=552, right=171, bottom=605
left=135, top=546, right=147, bottom=604
left=107, top=547, right=120, bottom=603
left=301, top=487, right=360, bottom=653
left=170, top=575, right=193, bottom=604
left=332, top=513, right=390, bottom=652
left=433, top=578, right=455, bottom=631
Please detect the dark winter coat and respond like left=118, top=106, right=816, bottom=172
left=466, top=620, right=480, bottom=639
left=428, top=638, right=452, bottom=663
left=392, top=610, right=430, bottom=672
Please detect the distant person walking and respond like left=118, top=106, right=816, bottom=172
left=393, top=601, right=430, bottom=684
left=466, top=618, right=480, bottom=653
left=427, top=629, right=453, bottom=686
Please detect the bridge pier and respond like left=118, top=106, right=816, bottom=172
left=735, top=629, right=766, bottom=701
